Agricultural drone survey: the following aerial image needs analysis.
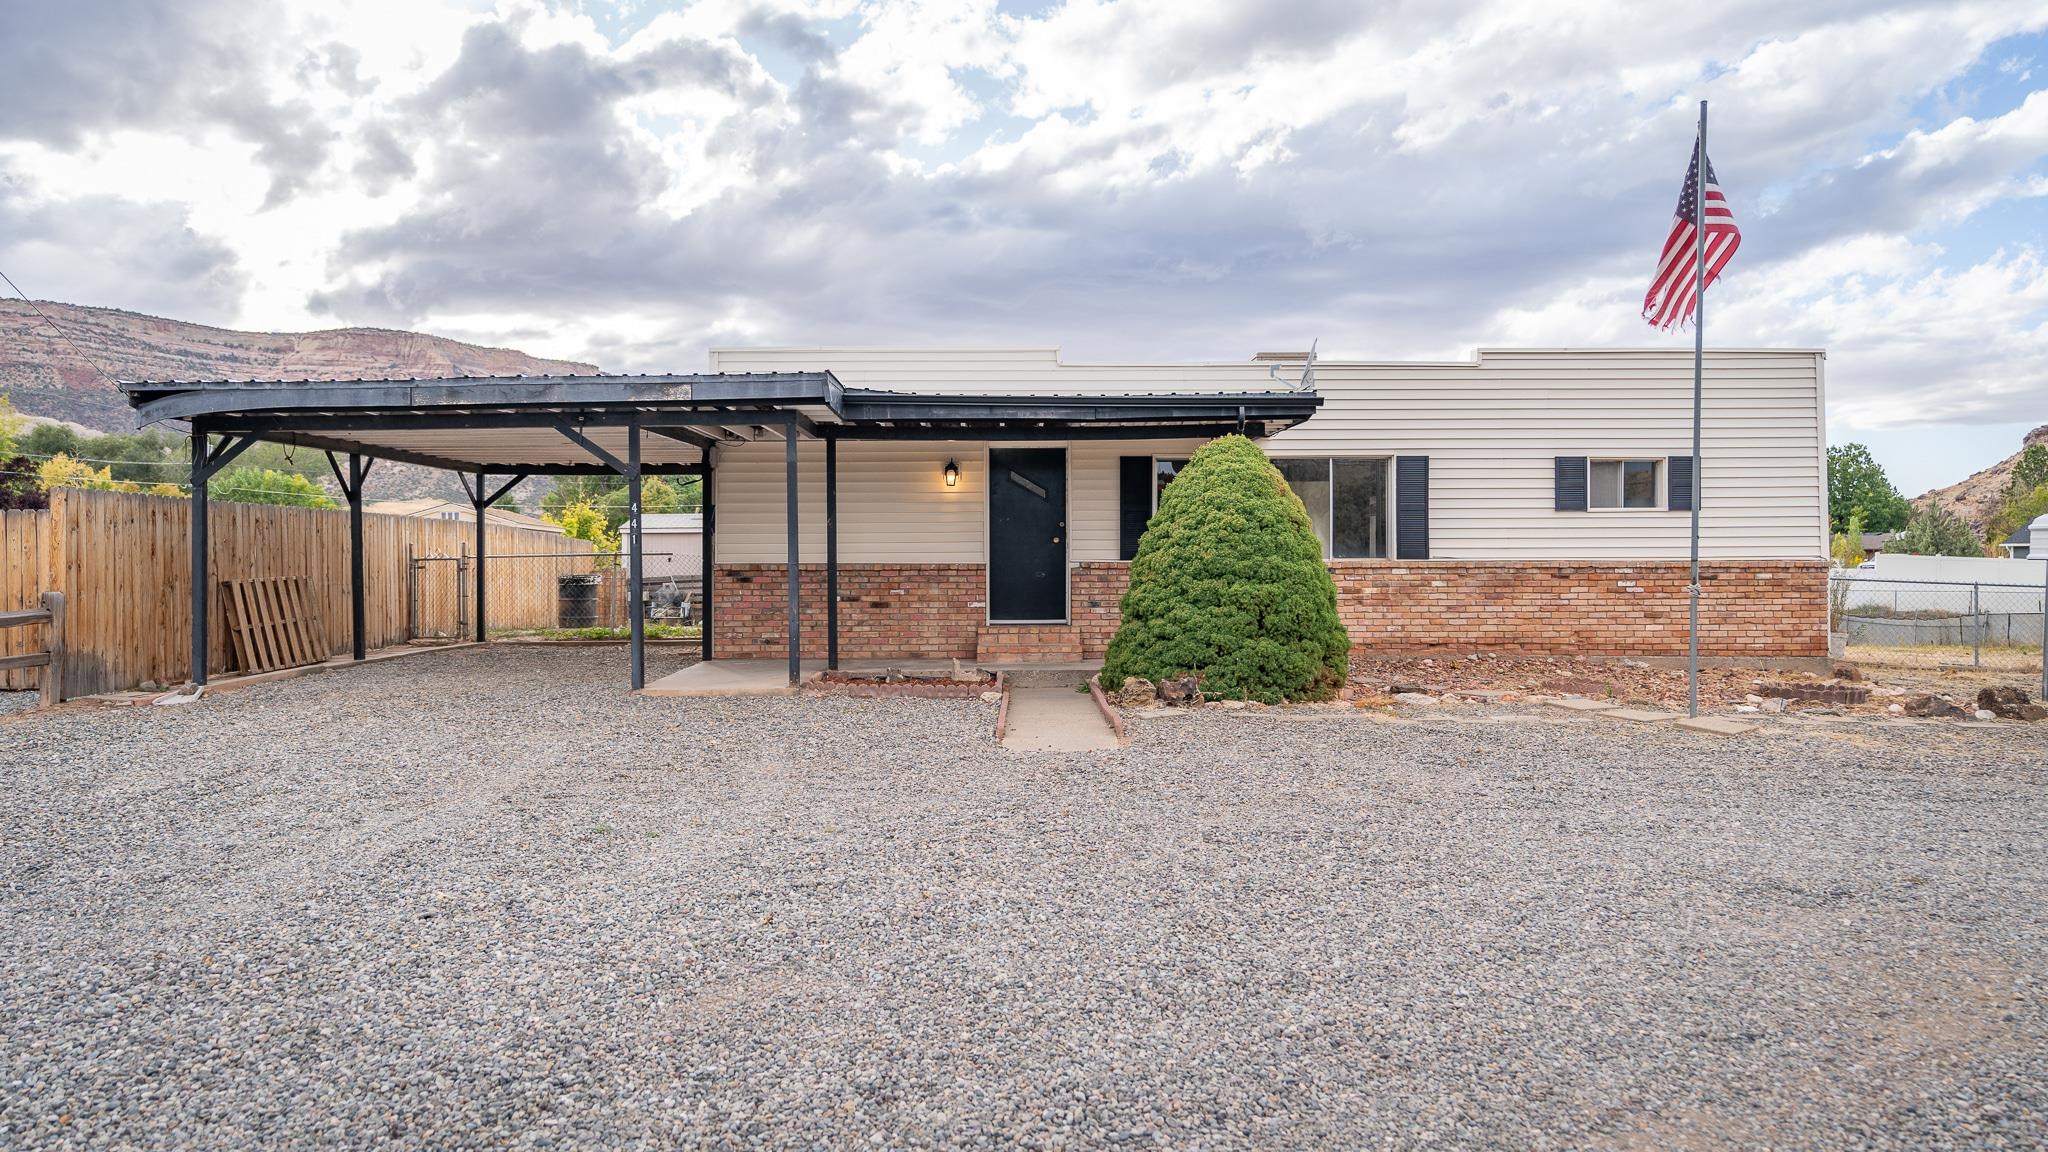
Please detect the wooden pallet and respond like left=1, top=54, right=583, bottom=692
left=221, top=576, right=328, bottom=674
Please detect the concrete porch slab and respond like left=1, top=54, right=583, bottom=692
left=643, top=657, right=1100, bottom=698
left=641, top=660, right=809, bottom=697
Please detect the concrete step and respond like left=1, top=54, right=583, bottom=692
left=975, top=624, right=1084, bottom=664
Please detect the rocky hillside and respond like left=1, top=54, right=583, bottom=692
left=1916, top=424, right=2048, bottom=532
left=0, top=299, right=598, bottom=433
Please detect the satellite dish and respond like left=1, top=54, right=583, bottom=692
left=1268, top=338, right=1317, bottom=392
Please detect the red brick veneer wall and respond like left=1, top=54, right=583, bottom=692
left=1326, top=559, right=1829, bottom=658
left=714, top=564, right=985, bottom=660
left=713, top=559, right=1830, bottom=661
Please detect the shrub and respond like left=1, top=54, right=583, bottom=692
left=1881, top=500, right=1981, bottom=557
left=1100, top=435, right=1349, bottom=703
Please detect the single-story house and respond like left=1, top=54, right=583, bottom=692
left=124, top=344, right=1831, bottom=688
left=364, top=496, right=564, bottom=535
left=2001, top=514, right=2043, bottom=559
left=701, top=346, right=1830, bottom=665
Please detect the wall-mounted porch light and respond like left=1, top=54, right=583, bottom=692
left=943, top=458, right=960, bottom=487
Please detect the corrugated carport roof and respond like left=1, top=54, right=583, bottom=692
left=120, top=372, right=1321, bottom=474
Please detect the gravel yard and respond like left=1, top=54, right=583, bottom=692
left=3, top=645, right=2045, bottom=1150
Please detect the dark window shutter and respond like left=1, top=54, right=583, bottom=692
left=1554, top=456, right=1588, bottom=512
left=1667, top=455, right=1696, bottom=512
left=1118, top=456, right=1152, bottom=560
left=1395, top=456, right=1429, bottom=559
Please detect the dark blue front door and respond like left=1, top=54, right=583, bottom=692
left=988, top=447, right=1067, bottom=622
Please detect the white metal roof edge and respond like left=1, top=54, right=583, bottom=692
left=709, top=345, right=1829, bottom=370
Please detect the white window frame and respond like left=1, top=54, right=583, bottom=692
left=1588, top=457, right=1664, bottom=512
left=1268, top=456, right=1396, bottom=559
left=1150, top=456, right=1192, bottom=514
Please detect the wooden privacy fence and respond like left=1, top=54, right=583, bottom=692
left=0, top=488, right=594, bottom=697
left=0, top=591, right=64, bottom=706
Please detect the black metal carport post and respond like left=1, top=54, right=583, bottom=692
left=189, top=423, right=207, bottom=685
left=701, top=452, right=714, bottom=663
left=785, top=412, right=801, bottom=685
left=825, top=432, right=839, bottom=671
left=461, top=470, right=528, bottom=647
left=325, top=451, right=373, bottom=661
left=472, top=472, right=488, bottom=643
left=186, top=420, right=259, bottom=686
left=627, top=420, right=645, bottom=689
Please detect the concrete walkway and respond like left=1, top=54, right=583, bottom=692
left=1000, top=686, right=1122, bottom=752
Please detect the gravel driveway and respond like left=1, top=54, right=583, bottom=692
left=3, top=646, right=2044, bottom=1150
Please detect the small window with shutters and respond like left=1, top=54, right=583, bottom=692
left=1273, top=457, right=1394, bottom=558
left=1589, top=459, right=1661, bottom=510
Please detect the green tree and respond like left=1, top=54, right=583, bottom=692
left=19, top=422, right=83, bottom=461
left=1100, top=434, right=1350, bottom=704
left=0, top=395, right=22, bottom=458
left=543, top=497, right=619, bottom=558
left=1881, top=501, right=1981, bottom=557
left=541, top=474, right=701, bottom=532
left=1829, top=511, right=1866, bottom=569
left=1987, top=483, right=2048, bottom=552
left=2006, top=443, right=2048, bottom=501
left=207, top=465, right=338, bottom=508
left=1826, top=443, right=1910, bottom=534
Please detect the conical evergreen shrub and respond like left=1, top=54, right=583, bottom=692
left=1100, top=435, right=1350, bottom=703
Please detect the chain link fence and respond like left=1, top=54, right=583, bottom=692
left=407, top=548, right=698, bottom=640
left=1830, top=572, right=2048, bottom=674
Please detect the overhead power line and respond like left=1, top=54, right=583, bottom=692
left=0, top=268, right=129, bottom=392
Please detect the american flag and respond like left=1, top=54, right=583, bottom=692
left=1643, top=137, right=1740, bottom=330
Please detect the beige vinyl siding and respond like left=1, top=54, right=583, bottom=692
left=1068, top=439, right=1213, bottom=561
left=1266, top=350, right=1826, bottom=561
left=713, top=440, right=985, bottom=564
left=706, top=347, right=1827, bottom=565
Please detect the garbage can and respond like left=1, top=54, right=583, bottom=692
left=557, top=574, right=601, bottom=628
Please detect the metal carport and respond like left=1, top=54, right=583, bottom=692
left=121, top=373, right=1320, bottom=691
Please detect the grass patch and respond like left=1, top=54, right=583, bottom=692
left=496, top=624, right=701, bottom=641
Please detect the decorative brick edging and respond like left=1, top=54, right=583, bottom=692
left=1085, top=674, right=1126, bottom=742
left=1761, top=682, right=1870, bottom=705
left=805, top=673, right=992, bottom=699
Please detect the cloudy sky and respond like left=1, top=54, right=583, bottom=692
left=2, top=0, right=2044, bottom=492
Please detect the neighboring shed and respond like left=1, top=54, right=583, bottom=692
left=622, top=512, right=703, bottom=580
left=364, top=497, right=564, bottom=535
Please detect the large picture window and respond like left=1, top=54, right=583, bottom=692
left=1590, top=459, right=1660, bottom=509
left=1153, top=458, right=1189, bottom=511
left=1274, top=458, right=1391, bottom=558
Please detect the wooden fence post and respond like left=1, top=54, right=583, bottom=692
left=39, top=590, right=63, bottom=708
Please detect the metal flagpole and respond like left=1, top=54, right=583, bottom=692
left=1688, top=100, right=1707, bottom=718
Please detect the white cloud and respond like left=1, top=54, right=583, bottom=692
left=0, top=0, right=2042, bottom=435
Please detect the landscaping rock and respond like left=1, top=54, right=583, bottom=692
left=1762, top=682, right=1869, bottom=706
left=1833, top=663, right=1863, bottom=681
left=1760, top=697, right=1788, bottom=714
left=1902, top=694, right=1969, bottom=719
left=1388, top=681, right=1433, bottom=696
left=1975, top=709, right=1999, bottom=722
left=1156, top=675, right=1202, bottom=706
left=1393, top=692, right=1441, bottom=706
left=1977, top=686, right=2048, bottom=721
left=1116, top=677, right=1157, bottom=708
